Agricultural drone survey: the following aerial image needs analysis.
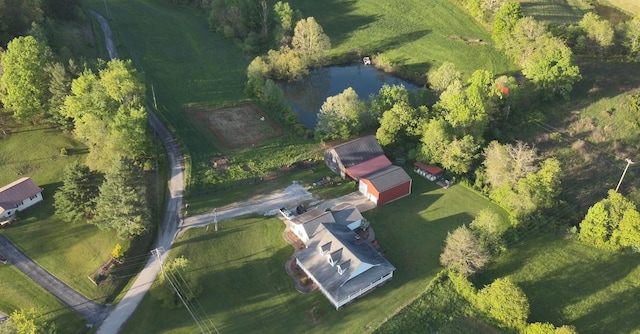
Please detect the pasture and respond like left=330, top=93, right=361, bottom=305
left=121, top=173, right=507, bottom=333
left=475, top=235, right=640, bottom=333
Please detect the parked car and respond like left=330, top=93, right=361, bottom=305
left=0, top=254, right=7, bottom=264
left=279, top=207, right=295, bottom=220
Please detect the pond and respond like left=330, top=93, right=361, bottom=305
left=279, top=64, right=422, bottom=130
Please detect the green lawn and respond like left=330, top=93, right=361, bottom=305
left=288, top=0, right=517, bottom=79
left=0, top=265, right=86, bottom=333
left=0, top=124, right=153, bottom=302
left=516, top=0, right=591, bottom=24
left=122, top=174, right=507, bottom=333
left=475, top=234, right=640, bottom=333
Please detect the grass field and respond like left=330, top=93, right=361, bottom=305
left=0, top=265, right=86, bottom=333
left=121, top=173, right=507, bottom=333
left=515, top=0, right=592, bottom=23
left=288, top=0, right=517, bottom=80
left=475, top=234, right=640, bottom=333
left=601, top=0, right=640, bottom=15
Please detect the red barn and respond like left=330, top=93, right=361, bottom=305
left=358, top=165, right=412, bottom=206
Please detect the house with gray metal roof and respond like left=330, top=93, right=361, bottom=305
left=288, top=204, right=364, bottom=244
left=0, top=177, right=43, bottom=225
left=294, top=223, right=395, bottom=309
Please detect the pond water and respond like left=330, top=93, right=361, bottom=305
left=279, top=64, right=422, bottom=130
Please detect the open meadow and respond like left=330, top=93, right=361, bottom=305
left=475, top=235, right=640, bottom=333
left=121, top=174, right=507, bottom=333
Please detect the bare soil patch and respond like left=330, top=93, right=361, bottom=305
left=192, top=102, right=283, bottom=148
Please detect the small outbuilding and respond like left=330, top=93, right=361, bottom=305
left=0, top=177, right=43, bottom=225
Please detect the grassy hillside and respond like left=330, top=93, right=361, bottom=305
left=475, top=235, right=640, bottom=333
left=515, top=0, right=591, bottom=23
left=288, top=0, right=517, bottom=79
left=122, top=175, right=507, bottom=333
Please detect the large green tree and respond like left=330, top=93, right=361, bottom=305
left=316, top=87, right=362, bottom=140
left=478, top=278, right=529, bottom=330
left=427, top=62, right=462, bottom=93
left=578, top=12, right=614, bottom=55
left=491, top=2, right=523, bottom=47
left=0, top=35, right=52, bottom=122
left=291, top=17, right=330, bottom=67
left=579, top=190, right=640, bottom=251
left=53, top=162, right=103, bottom=224
left=61, top=59, right=149, bottom=171
left=92, top=156, right=150, bottom=239
left=376, top=102, right=426, bottom=146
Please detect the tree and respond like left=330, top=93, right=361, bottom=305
left=368, top=84, right=411, bottom=127
left=92, top=156, right=150, bottom=239
left=579, top=190, right=640, bottom=250
left=61, top=59, right=149, bottom=172
left=622, top=15, right=640, bottom=59
left=376, top=101, right=425, bottom=146
left=0, top=0, right=44, bottom=45
left=440, top=225, right=490, bottom=276
left=151, top=256, right=202, bottom=309
left=492, top=2, right=523, bottom=47
left=440, top=135, right=480, bottom=174
left=470, top=208, right=506, bottom=254
left=316, top=87, right=362, bottom=139
left=291, top=17, right=331, bottom=67
left=522, top=35, right=581, bottom=98
left=483, top=141, right=539, bottom=190
left=45, top=62, right=73, bottom=129
left=53, top=162, right=102, bottom=224
left=0, top=308, right=56, bottom=334
left=612, top=209, right=640, bottom=251
left=273, top=1, right=299, bottom=46
left=0, top=36, right=52, bottom=122
left=428, top=62, right=461, bottom=93
left=266, top=46, right=307, bottom=81
left=525, top=323, right=578, bottom=334
left=579, top=12, right=614, bottom=55
left=478, top=277, right=529, bottom=329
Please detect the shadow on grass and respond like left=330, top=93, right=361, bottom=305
left=571, top=281, right=640, bottom=333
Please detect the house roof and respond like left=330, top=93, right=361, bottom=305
left=330, top=203, right=363, bottom=226
left=345, top=154, right=392, bottom=179
left=414, top=162, right=443, bottom=175
left=295, top=223, right=395, bottom=305
left=289, top=209, right=336, bottom=239
left=362, top=165, right=411, bottom=192
left=330, top=135, right=385, bottom=169
left=0, top=178, right=42, bottom=213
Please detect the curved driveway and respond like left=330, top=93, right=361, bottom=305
left=93, top=11, right=185, bottom=334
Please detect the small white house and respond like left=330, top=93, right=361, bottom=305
left=0, top=177, right=43, bottom=225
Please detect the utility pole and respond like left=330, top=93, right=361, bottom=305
left=213, top=208, right=218, bottom=232
left=615, top=158, right=634, bottom=192
left=152, top=84, right=158, bottom=110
